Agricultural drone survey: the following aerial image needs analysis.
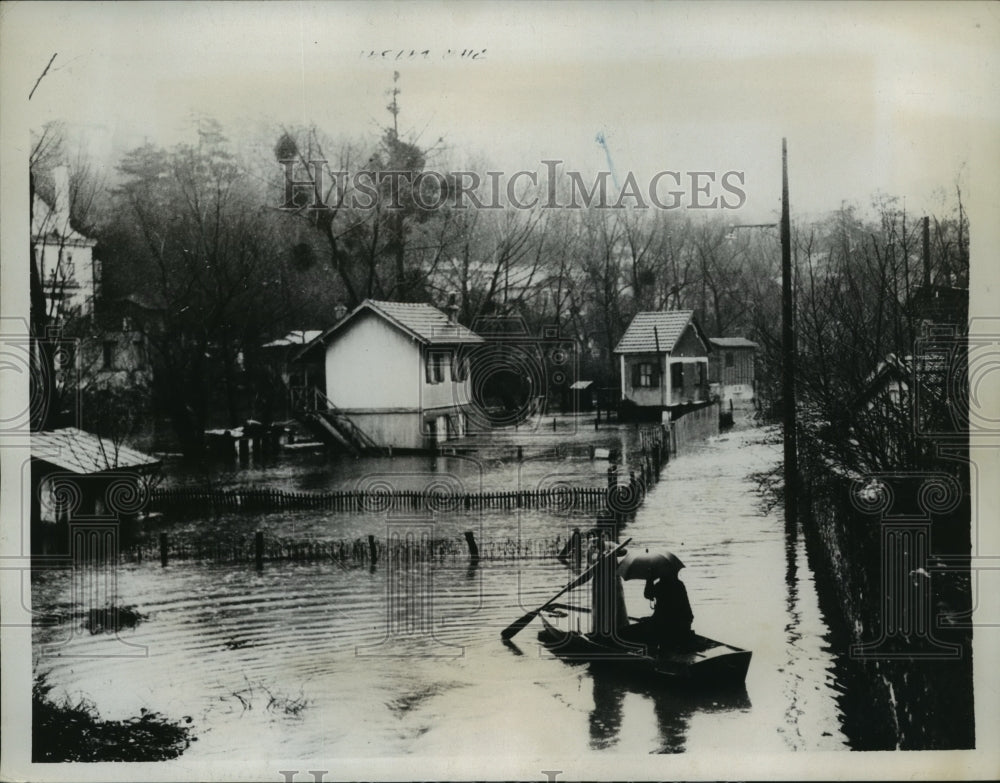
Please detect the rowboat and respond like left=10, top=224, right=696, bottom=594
left=502, top=541, right=752, bottom=687
left=537, top=608, right=752, bottom=687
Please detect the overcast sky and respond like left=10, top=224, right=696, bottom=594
left=5, top=1, right=999, bottom=224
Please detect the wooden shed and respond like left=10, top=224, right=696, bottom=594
left=708, top=337, right=758, bottom=403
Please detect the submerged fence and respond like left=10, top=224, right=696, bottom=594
left=671, top=402, right=721, bottom=453
left=121, top=420, right=688, bottom=571
left=121, top=529, right=604, bottom=568
left=150, top=485, right=611, bottom=515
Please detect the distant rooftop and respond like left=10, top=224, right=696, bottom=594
left=32, top=428, right=160, bottom=474
left=614, top=311, right=697, bottom=354
left=262, top=330, right=323, bottom=349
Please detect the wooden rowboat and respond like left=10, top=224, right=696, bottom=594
left=538, top=610, right=752, bottom=687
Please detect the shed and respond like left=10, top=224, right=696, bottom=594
left=708, top=337, right=758, bottom=402
left=31, top=428, right=160, bottom=552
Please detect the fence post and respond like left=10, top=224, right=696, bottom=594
left=159, top=533, right=168, bottom=567
left=464, top=531, right=480, bottom=563
left=255, top=530, right=264, bottom=570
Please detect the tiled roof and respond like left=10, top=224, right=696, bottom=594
left=365, top=301, right=483, bottom=344
left=614, top=311, right=696, bottom=354
left=710, top=337, right=758, bottom=349
left=32, top=428, right=160, bottom=474
left=303, top=300, right=483, bottom=359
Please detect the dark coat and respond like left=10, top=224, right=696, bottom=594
left=645, top=576, right=693, bottom=637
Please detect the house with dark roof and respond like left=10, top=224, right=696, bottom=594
left=708, top=337, right=758, bottom=403
left=297, top=300, right=484, bottom=450
left=613, top=310, right=711, bottom=417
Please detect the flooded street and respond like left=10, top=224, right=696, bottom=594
left=32, top=424, right=850, bottom=758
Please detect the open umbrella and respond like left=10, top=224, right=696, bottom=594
left=617, top=549, right=684, bottom=581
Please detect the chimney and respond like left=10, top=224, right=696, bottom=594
left=446, top=292, right=459, bottom=326
left=53, top=165, right=72, bottom=233
left=333, top=303, right=348, bottom=322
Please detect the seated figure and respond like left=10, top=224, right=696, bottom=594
left=621, top=571, right=694, bottom=654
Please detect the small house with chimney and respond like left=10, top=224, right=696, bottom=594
left=296, top=299, right=484, bottom=451
left=614, top=310, right=711, bottom=418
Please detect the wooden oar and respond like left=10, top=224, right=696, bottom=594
left=546, top=602, right=642, bottom=622
left=500, top=537, right=631, bottom=640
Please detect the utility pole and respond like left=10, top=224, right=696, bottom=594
left=780, top=138, right=798, bottom=526
left=654, top=326, right=665, bottom=411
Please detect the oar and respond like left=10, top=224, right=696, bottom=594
left=500, top=537, right=631, bottom=640
left=546, top=602, right=642, bottom=622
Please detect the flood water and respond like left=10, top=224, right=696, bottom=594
left=32, top=423, right=851, bottom=758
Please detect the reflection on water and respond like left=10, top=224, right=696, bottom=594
left=588, top=669, right=751, bottom=753
left=33, top=426, right=852, bottom=756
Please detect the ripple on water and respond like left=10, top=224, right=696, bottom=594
left=33, top=427, right=850, bottom=755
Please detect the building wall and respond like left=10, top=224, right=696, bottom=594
left=343, top=411, right=426, bottom=450
left=420, top=347, right=474, bottom=412
left=668, top=357, right=709, bottom=405
left=35, top=237, right=97, bottom=319
left=622, top=352, right=666, bottom=407
left=673, top=324, right=706, bottom=357
left=343, top=406, right=467, bottom=450
left=325, top=311, right=422, bottom=409
left=81, top=329, right=153, bottom=388
left=709, top=346, right=756, bottom=401
left=621, top=351, right=709, bottom=408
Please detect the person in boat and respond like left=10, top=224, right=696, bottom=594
left=621, top=569, right=694, bottom=653
left=644, top=571, right=694, bottom=649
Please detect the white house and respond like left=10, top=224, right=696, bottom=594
left=32, top=166, right=99, bottom=322
left=298, top=300, right=484, bottom=451
left=613, top=310, right=711, bottom=417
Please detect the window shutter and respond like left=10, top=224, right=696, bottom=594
left=631, top=363, right=641, bottom=388
left=425, top=350, right=433, bottom=383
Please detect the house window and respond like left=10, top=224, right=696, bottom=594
left=426, top=351, right=448, bottom=384
left=725, top=351, right=734, bottom=368
left=133, top=339, right=146, bottom=367
left=631, top=362, right=658, bottom=388
left=102, top=340, right=115, bottom=370
left=452, top=352, right=469, bottom=382
left=640, top=363, right=656, bottom=388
